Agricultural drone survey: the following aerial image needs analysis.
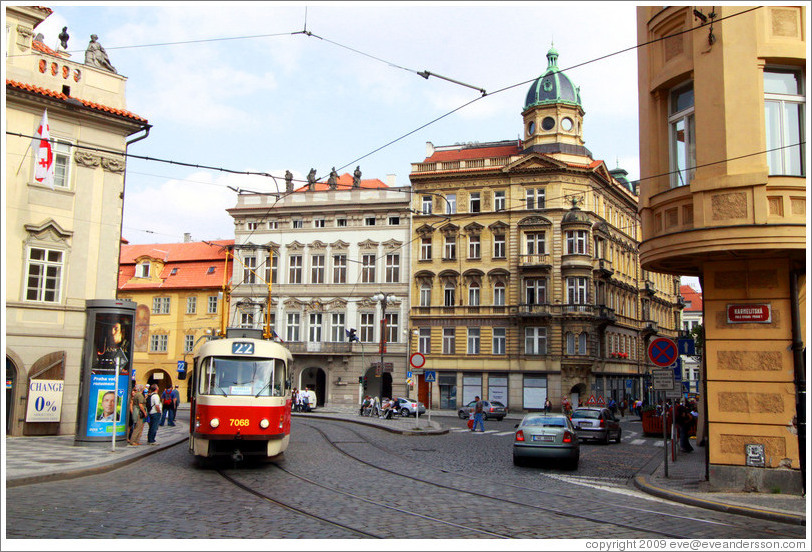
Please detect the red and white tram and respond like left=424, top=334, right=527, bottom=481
left=188, top=336, right=293, bottom=462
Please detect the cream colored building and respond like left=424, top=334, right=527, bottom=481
left=5, top=6, right=150, bottom=435
left=409, top=47, right=682, bottom=414
left=636, top=6, right=806, bottom=493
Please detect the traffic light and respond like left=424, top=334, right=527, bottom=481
left=363, top=376, right=368, bottom=389
left=358, top=376, right=364, bottom=384
left=347, top=328, right=358, bottom=342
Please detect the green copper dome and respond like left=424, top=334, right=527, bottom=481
left=524, top=46, right=582, bottom=110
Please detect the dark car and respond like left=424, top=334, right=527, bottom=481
left=457, top=400, right=507, bottom=421
left=571, top=406, right=621, bottom=444
left=513, top=414, right=579, bottom=469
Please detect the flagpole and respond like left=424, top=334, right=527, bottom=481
left=15, top=142, right=32, bottom=176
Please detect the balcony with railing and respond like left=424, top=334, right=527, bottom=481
left=518, top=253, right=552, bottom=269
left=411, top=156, right=514, bottom=173
left=412, top=305, right=510, bottom=316
left=593, top=258, right=614, bottom=277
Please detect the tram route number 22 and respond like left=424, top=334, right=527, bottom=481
left=230, top=419, right=250, bottom=427
left=232, top=342, right=255, bottom=355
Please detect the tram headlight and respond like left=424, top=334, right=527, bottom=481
left=259, top=418, right=270, bottom=429
left=210, top=418, right=220, bottom=428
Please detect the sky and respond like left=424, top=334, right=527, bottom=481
left=27, top=1, right=701, bottom=289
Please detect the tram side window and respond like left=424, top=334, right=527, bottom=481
left=199, top=357, right=287, bottom=397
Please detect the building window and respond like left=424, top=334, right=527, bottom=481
left=286, top=313, right=301, bottom=342
left=467, top=327, right=480, bottom=354
left=444, top=235, right=456, bottom=260
left=442, top=328, right=456, bottom=354
left=566, top=332, right=587, bottom=355
left=525, top=327, right=547, bottom=355
left=308, top=313, right=323, bottom=342
left=52, top=139, right=73, bottom=189
left=288, top=255, right=302, bottom=284
left=152, top=297, right=170, bottom=314
left=444, top=284, right=455, bottom=307
left=330, top=313, right=345, bottom=342
left=360, top=313, right=375, bottom=342
left=422, top=195, right=433, bottom=215
left=149, top=334, right=168, bottom=353
left=207, top=295, right=218, bottom=314
left=494, top=190, right=505, bottom=211
left=314, top=218, right=325, bottom=228
left=420, top=285, right=431, bottom=306
left=361, top=254, right=376, bottom=283
left=184, top=334, right=195, bottom=353
left=468, top=282, right=480, bottom=306
left=25, top=247, right=63, bottom=302
left=265, top=254, right=278, bottom=284
left=240, top=312, right=254, bottom=328
left=336, top=218, right=347, bottom=227
left=332, top=254, right=347, bottom=283
left=385, top=254, right=399, bottom=283
left=525, top=278, right=547, bottom=305
left=310, top=254, right=325, bottom=284
left=492, top=327, right=506, bottom=355
left=469, top=192, right=480, bottom=213
left=186, top=296, right=197, bottom=314
left=526, top=188, right=545, bottom=210
left=764, top=68, right=805, bottom=176
left=493, top=282, right=505, bottom=306
left=136, top=262, right=150, bottom=278
left=385, top=313, right=398, bottom=343
left=243, top=256, right=256, bottom=284
left=468, top=235, right=480, bottom=259
left=292, top=219, right=303, bottom=229
left=207, top=266, right=215, bottom=275
left=493, top=234, right=506, bottom=258
left=418, top=328, right=431, bottom=354
left=388, top=216, right=400, bottom=225
left=268, top=221, right=278, bottom=230
left=445, top=194, right=457, bottom=214
left=247, top=221, right=259, bottom=231
left=567, top=277, right=588, bottom=305
left=669, top=81, right=695, bottom=187
left=365, top=216, right=376, bottom=226
left=565, top=230, right=588, bottom=254
left=420, top=237, right=432, bottom=260
left=526, top=232, right=545, bottom=255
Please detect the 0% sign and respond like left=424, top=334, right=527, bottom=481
left=25, top=379, right=64, bottom=422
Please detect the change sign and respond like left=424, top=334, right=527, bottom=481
left=26, top=379, right=64, bottom=422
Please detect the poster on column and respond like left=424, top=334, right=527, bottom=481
left=85, top=373, right=129, bottom=437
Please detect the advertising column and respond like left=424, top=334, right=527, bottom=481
left=75, top=299, right=136, bottom=444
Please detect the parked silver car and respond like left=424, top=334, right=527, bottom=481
left=457, top=400, right=507, bottom=421
left=395, top=397, right=426, bottom=417
left=513, top=414, right=579, bottom=469
left=571, top=407, right=622, bottom=444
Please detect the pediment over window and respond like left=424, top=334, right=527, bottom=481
left=284, top=298, right=304, bottom=309
left=416, top=224, right=436, bottom=237
left=286, top=240, right=305, bottom=251
left=358, top=239, right=379, bottom=250
left=326, top=298, right=348, bottom=310
left=488, top=221, right=509, bottom=234
left=24, top=219, right=73, bottom=246
left=487, top=268, right=511, bottom=283
left=502, top=152, right=567, bottom=173
left=264, top=240, right=281, bottom=251
left=330, top=240, right=350, bottom=250
left=518, top=215, right=553, bottom=227
left=439, top=223, right=459, bottom=236
left=304, top=299, right=323, bottom=312
left=464, top=222, right=484, bottom=235
left=309, top=240, right=327, bottom=250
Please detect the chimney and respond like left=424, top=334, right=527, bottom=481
left=183, top=233, right=192, bottom=243
left=426, top=141, right=435, bottom=157
left=386, top=174, right=396, bottom=187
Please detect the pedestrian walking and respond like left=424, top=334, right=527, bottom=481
left=677, top=400, right=694, bottom=453
left=619, top=398, right=627, bottom=418
left=128, top=384, right=147, bottom=445
left=544, top=398, right=552, bottom=414
left=471, top=396, right=485, bottom=432
left=169, top=385, right=180, bottom=426
left=145, top=384, right=162, bottom=445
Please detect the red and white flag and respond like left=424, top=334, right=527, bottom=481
left=33, top=109, right=55, bottom=189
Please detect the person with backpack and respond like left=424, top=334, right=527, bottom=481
left=128, top=384, right=147, bottom=445
left=145, top=384, right=162, bottom=445
left=159, top=385, right=174, bottom=426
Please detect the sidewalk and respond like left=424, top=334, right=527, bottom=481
left=4, top=405, right=807, bottom=526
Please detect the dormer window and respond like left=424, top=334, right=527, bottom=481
left=170, top=268, right=178, bottom=275
left=136, top=262, right=150, bottom=278
left=207, top=266, right=215, bottom=274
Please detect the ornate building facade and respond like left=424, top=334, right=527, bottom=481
left=636, top=6, right=806, bottom=493
left=408, top=47, right=682, bottom=413
left=227, top=174, right=412, bottom=408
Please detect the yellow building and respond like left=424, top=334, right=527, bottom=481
left=117, top=239, right=233, bottom=400
left=5, top=6, right=149, bottom=436
left=636, top=6, right=806, bottom=493
left=409, top=46, right=681, bottom=413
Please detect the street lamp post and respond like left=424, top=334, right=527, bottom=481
left=371, top=292, right=396, bottom=398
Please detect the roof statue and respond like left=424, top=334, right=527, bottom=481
left=353, top=166, right=362, bottom=188
left=328, top=167, right=339, bottom=190
left=85, top=34, right=117, bottom=74
left=285, top=170, right=294, bottom=193
left=307, top=168, right=317, bottom=191
left=58, top=27, right=70, bottom=50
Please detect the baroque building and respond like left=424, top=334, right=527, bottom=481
left=408, top=46, right=682, bottom=413
left=636, top=6, right=806, bottom=493
left=117, top=239, right=234, bottom=401
left=227, top=173, right=412, bottom=408
left=5, top=6, right=150, bottom=436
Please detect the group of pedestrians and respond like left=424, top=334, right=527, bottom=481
left=292, top=386, right=317, bottom=412
left=359, top=396, right=399, bottom=419
left=127, top=383, right=179, bottom=446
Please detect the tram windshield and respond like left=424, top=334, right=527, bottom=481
left=199, top=356, right=286, bottom=397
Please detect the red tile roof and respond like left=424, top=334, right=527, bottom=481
left=119, top=240, right=234, bottom=291
left=32, top=39, right=67, bottom=58
left=680, top=285, right=703, bottom=312
left=6, top=79, right=149, bottom=124
left=423, top=144, right=520, bottom=162
left=293, top=173, right=387, bottom=192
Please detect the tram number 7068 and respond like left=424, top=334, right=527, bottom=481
left=231, top=342, right=255, bottom=355
left=229, top=419, right=250, bottom=427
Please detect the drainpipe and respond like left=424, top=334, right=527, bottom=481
left=789, top=268, right=805, bottom=493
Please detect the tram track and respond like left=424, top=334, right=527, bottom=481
left=300, top=420, right=798, bottom=540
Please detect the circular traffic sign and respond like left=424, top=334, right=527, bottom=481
left=409, top=352, right=425, bottom=369
left=648, top=337, right=678, bottom=367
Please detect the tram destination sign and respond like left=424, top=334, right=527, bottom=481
left=727, top=303, right=771, bottom=324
